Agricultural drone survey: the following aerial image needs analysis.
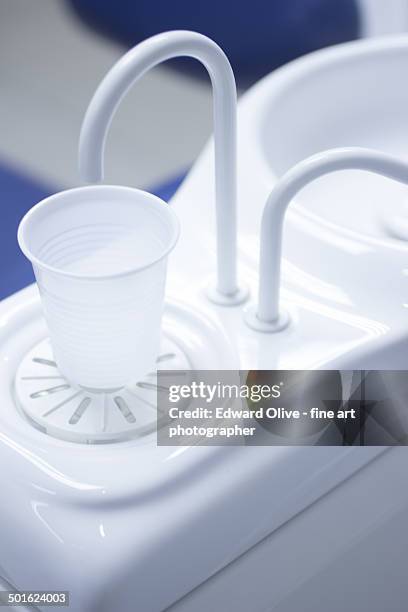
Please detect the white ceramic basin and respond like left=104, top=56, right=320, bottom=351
left=2, top=34, right=408, bottom=612
left=247, top=35, right=408, bottom=243
left=167, top=35, right=408, bottom=373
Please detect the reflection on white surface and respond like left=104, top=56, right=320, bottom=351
left=0, top=431, right=100, bottom=493
left=31, top=501, right=64, bottom=545
left=282, top=261, right=352, bottom=306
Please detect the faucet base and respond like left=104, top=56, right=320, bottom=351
left=244, top=305, right=291, bottom=333
left=206, top=282, right=249, bottom=306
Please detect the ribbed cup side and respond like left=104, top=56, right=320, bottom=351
left=20, top=187, right=179, bottom=390
left=37, top=223, right=163, bottom=276
left=34, top=259, right=168, bottom=389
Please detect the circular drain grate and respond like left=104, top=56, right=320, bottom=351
left=15, top=336, right=191, bottom=443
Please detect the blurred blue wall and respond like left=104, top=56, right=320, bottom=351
left=68, top=0, right=360, bottom=85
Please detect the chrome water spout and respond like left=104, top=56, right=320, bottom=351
left=79, top=30, right=247, bottom=305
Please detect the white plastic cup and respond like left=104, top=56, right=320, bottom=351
left=18, top=185, right=179, bottom=390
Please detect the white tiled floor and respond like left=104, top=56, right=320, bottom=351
left=0, top=0, right=213, bottom=189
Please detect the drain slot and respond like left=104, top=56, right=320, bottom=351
left=22, top=376, right=64, bottom=381
left=69, top=397, right=91, bottom=425
left=32, top=357, right=57, bottom=367
left=136, top=382, right=168, bottom=392
left=156, top=353, right=175, bottom=363
left=30, top=384, right=70, bottom=398
left=114, top=397, right=136, bottom=423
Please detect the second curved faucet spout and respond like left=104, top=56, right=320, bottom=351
left=250, top=147, right=408, bottom=331
left=79, top=30, right=242, bottom=302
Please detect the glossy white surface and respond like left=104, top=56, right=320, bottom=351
left=167, top=36, right=408, bottom=373
left=249, top=35, right=408, bottom=244
left=2, top=34, right=408, bottom=612
left=0, top=287, right=386, bottom=612
left=170, top=446, right=408, bottom=612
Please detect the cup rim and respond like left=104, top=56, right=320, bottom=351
left=18, top=185, right=180, bottom=281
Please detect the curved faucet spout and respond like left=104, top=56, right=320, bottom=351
left=247, top=147, right=408, bottom=331
left=79, top=30, right=242, bottom=302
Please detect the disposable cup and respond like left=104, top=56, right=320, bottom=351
left=18, top=185, right=179, bottom=390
